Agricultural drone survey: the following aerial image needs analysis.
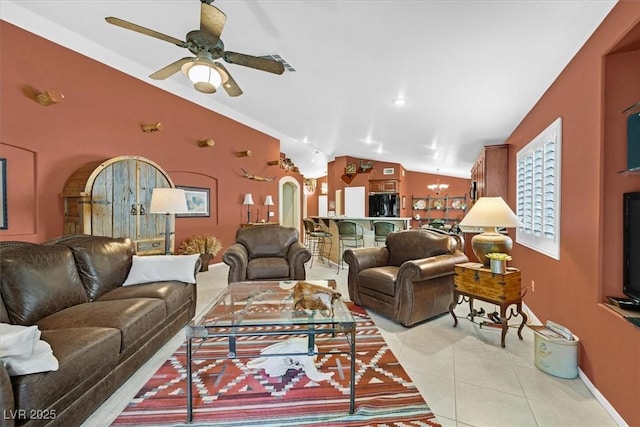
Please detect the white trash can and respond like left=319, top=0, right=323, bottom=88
left=533, top=331, right=579, bottom=379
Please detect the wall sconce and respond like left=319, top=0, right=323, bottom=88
left=264, top=195, right=274, bottom=221
left=321, top=182, right=328, bottom=194
left=243, top=193, right=254, bottom=223
left=36, top=89, right=64, bottom=106
left=197, top=139, right=215, bottom=148
left=141, top=122, right=164, bottom=133
left=235, top=150, right=252, bottom=157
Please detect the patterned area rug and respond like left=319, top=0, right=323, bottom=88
left=111, top=304, right=441, bottom=426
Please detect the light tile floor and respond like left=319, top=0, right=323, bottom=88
left=82, top=261, right=620, bottom=427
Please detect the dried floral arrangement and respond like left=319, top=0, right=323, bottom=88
left=177, top=234, right=222, bottom=256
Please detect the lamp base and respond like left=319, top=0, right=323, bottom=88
left=164, top=213, right=172, bottom=255
left=471, top=229, right=512, bottom=266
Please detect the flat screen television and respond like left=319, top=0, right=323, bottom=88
left=623, top=191, right=640, bottom=303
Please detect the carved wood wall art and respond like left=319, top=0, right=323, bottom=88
left=197, top=139, right=215, bottom=147
left=267, top=153, right=299, bottom=173
left=241, top=168, right=276, bottom=181
left=141, top=122, right=163, bottom=133
left=36, top=89, right=64, bottom=106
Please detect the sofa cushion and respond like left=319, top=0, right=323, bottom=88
left=237, top=225, right=298, bottom=259
left=62, top=236, right=135, bottom=301
left=98, top=281, right=195, bottom=316
left=37, top=299, right=166, bottom=352
left=386, top=229, right=451, bottom=267
left=358, top=266, right=400, bottom=297
left=0, top=245, right=88, bottom=325
left=11, top=327, right=121, bottom=420
left=247, top=257, right=290, bottom=280
left=122, top=254, right=199, bottom=286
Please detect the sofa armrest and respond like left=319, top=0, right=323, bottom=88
left=287, top=242, right=311, bottom=280
left=222, top=243, right=249, bottom=283
left=398, top=251, right=469, bottom=283
left=343, top=247, right=389, bottom=305
left=0, top=362, right=15, bottom=427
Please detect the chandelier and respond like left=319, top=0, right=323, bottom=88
left=427, top=173, right=449, bottom=195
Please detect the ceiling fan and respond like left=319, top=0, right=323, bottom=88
left=105, top=0, right=285, bottom=96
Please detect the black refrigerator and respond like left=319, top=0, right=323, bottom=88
left=369, top=193, right=400, bottom=217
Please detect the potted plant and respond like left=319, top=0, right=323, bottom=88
left=485, top=252, right=512, bottom=274
left=177, top=234, right=222, bottom=272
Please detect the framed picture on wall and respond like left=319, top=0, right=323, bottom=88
left=176, top=186, right=210, bottom=217
left=0, top=158, right=6, bottom=229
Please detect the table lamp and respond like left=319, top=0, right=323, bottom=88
left=458, top=197, right=522, bottom=266
left=150, top=188, right=189, bottom=255
left=243, top=193, right=254, bottom=223
left=264, top=195, right=274, bottom=222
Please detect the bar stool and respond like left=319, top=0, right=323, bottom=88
left=373, top=221, right=397, bottom=246
left=337, top=221, right=364, bottom=272
left=302, top=219, right=332, bottom=267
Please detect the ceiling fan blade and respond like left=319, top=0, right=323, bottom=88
left=223, top=52, right=285, bottom=75
left=216, top=63, right=243, bottom=97
left=149, top=57, right=193, bottom=80
left=105, top=17, right=185, bottom=47
left=200, top=3, right=226, bottom=42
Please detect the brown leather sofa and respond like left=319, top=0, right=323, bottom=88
left=343, top=228, right=468, bottom=327
left=0, top=235, right=199, bottom=427
left=222, top=225, right=311, bottom=283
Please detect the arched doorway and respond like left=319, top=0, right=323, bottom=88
left=278, top=176, right=301, bottom=234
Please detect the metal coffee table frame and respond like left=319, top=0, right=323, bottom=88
left=185, top=280, right=356, bottom=423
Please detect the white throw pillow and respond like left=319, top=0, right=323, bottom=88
left=0, top=323, right=40, bottom=358
left=122, top=254, right=200, bottom=286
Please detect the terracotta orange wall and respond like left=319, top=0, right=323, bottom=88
left=0, top=21, right=304, bottom=262
left=505, top=2, right=640, bottom=424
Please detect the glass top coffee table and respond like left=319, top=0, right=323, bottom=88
left=185, top=280, right=356, bottom=422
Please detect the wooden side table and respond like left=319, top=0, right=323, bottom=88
left=449, top=262, right=527, bottom=348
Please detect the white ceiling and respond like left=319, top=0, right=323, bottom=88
left=1, top=0, right=617, bottom=179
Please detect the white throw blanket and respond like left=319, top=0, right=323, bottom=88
left=246, top=337, right=334, bottom=382
left=0, top=323, right=58, bottom=376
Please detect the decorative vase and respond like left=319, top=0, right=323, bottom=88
left=199, top=253, right=213, bottom=272
left=490, top=259, right=506, bottom=274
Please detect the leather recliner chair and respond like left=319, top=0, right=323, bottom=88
left=343, top=228, right=468, bottom=327
left=223, top=225, right=311, bottom=283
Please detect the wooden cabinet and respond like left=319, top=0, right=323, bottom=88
left=470, top=144, right=509, bottom=202
left=369, top=179, right=398, bottom=193
left=450, top=262, right=527, bottom=348
left=61, top=155, right=174, bottom=255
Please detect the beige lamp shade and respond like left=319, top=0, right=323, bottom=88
left=149, top=188, right=188, bottom=255
left=264, top=195, right=274, bottom=206
left=459, top=197, right=522, bottom=265
left=243, top=194, right=255, bottom=205
left=149, top=188, right=189, bottom=214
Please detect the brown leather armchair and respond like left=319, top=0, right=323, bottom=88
left=223, top=225, right=311, bottom=283
left=343, top=228, right=468, bottom=327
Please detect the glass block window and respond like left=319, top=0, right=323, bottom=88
left=516, top=117, right=562, bottom=259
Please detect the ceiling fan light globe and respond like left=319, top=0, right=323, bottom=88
left=182, top=62, right=223, bottom=93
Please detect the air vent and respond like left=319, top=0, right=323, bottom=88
left=261, top=54, right=296, bottom=72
